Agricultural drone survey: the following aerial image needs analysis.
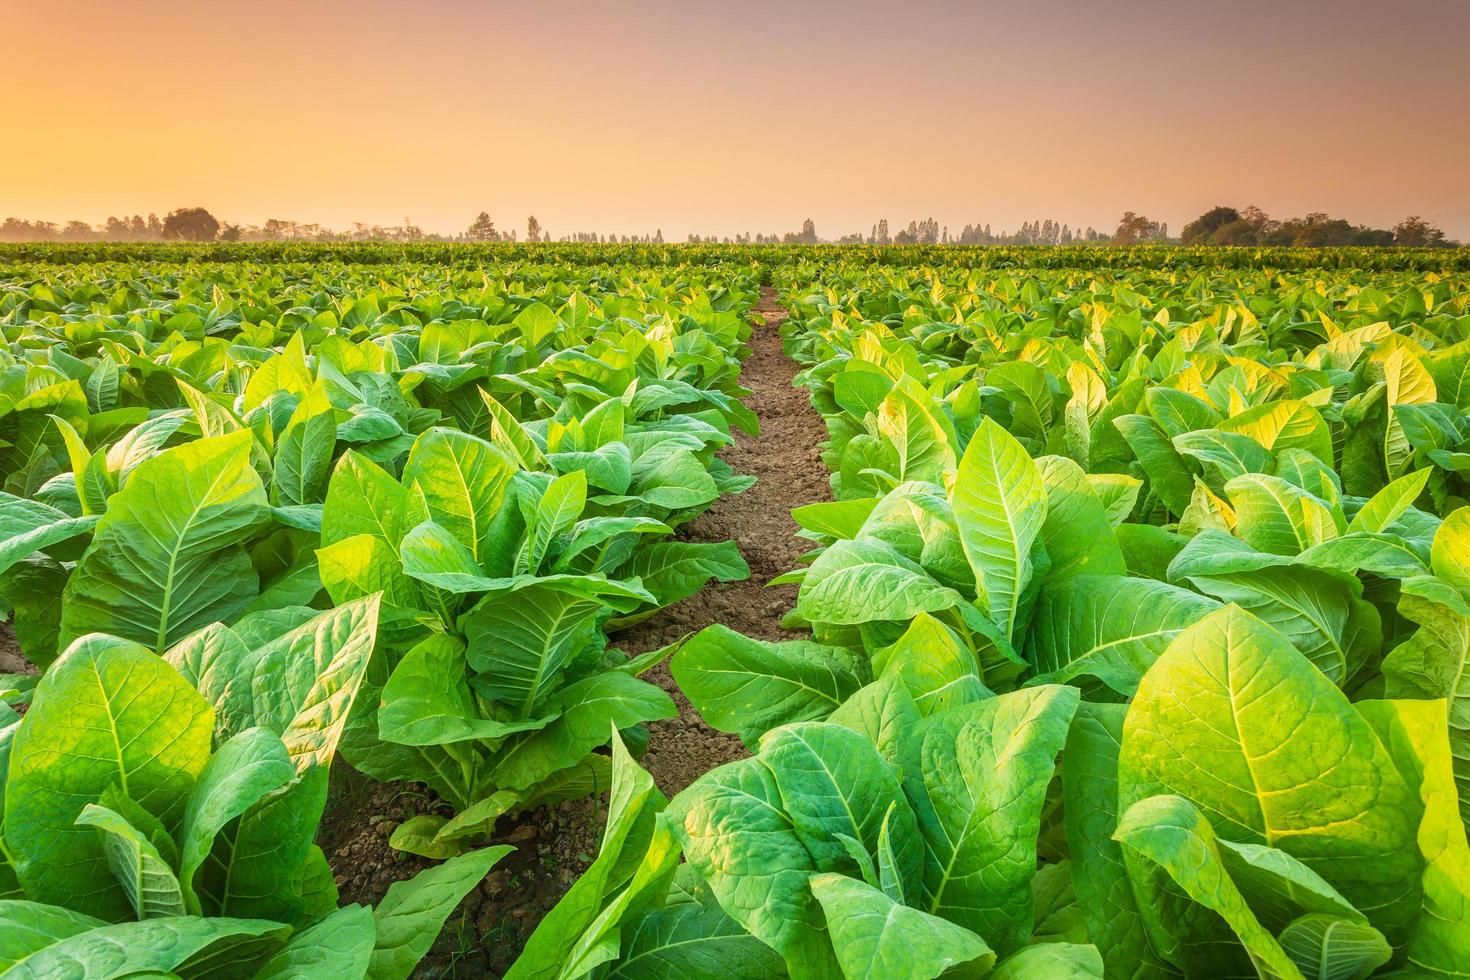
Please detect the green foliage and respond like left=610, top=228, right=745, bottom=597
left=530, top=249, right=1470, bottom=979
left=6, top=243, right=1470, bottom=978
left=0, top=624, right=502, bottom=977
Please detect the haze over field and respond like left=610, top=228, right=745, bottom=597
left=7, top=0, right=1469, bottom=240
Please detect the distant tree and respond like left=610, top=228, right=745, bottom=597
left=527, top=215, right=542, bottom=242
left=1354, top=227, right=1396, bottom=247
left=1111, top=212, right=1163, bottom=245
left=1393, top=215, right=1447, bottom=247
left=1210, top=219, right=1258, bottom=246
left=465, top=212, right=498, bottom=242
left=1182, top=206, right=1242, bottom=245
left=218, top=223, right=243, bottom=242
left=783, top=218, right=819, bottom=244
left=61, top=220, right=94, bottom=241
left=161, top=207, right=220, bottom=242
left=262, top=218, right=299, bottom=240
left=1238, top=206, right=1276, bottom=236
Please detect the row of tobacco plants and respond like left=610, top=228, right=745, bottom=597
left=506, top=249, right=1470, bottom=978
left=0, top=247, right=762, bottom=975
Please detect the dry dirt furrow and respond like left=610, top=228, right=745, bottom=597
left=324, top=285, right=833, bottom=976
left=619, top=284, right=833, bottom=796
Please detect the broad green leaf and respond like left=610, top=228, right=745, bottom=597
left=317, top=530, right=394, bottom=600
left=952, top=417, right=1047, bottom=639
left=1173, top=429, right=1273, bottom=489
left=176, top=728, right=296, bottom=916
left=379, top=634, right=553, bottom=746
left=1348, top=468, right=1431, bottom=534
left=1027, top=575, right=1219, bottom=697
left=369, top=846, right=513, bottom=980
left=875, top=377, right=959, bottom=484
left=489, top=672, right=675, bottom=792
left=627, top=447, right=718, bottom=511
left=1061, top=703, right=1174, bottom=979
left=1215, top=839, right=1364, bottom=931
left=1114, top=414, right=1196, bottom=516
left=1146, top=386, right=1221, bottom=438
left=6, top=635, right=213, bottom=919
left=1036, top=455, right=1126, bottom=581
left=1381, top=576, right=1470, bottom=825
left=912, top=685, right=1079, bottom=955
left=827, top=676, right=924, bottom=775
left=1295, top=532, right=1431, bottom=579
left=506, top=731, right=666, bottom=980
left=403, top=427, right=516, bottom=565
left=604, top=903, right=787, bottom=979
left=322, top=450, right=410, bottom=548
left=797, top=538, right=970, bottom=627
left=388, top=814, right=463, bottom=860
left=1219, top=399, right=1334, bottom=467
left=59, top=430, right=270, bottom=653
left=1087, top=473, right=1142, bottom=526
left=1114, top=794, right=1303, bottom=979
left=194, top=764, right=328, bottom=922
left=671, top=624, right=867, bottom=745
left=272, top=380, right=336, bottom=506
left=987, top=942, right=1104, bottom=979
left=517, top=469, right=586, bottom=575
left=1278, top=914, right=1391, bottom=980
left=870, top=612, right=988, bottom=716
left=0, top=908, right=288, bottom=979
left=1224, top=473, right=1342, bottom=555
left=253, top=903, right=376, bottom=979
left=619, top=540, right=749, bottom=609
left=462, top=579, right=649, bottom=717
left=166, top=596, right=380, bottom=770
left=1382, top=348, right=1438, bottom=477
left=792, top=498, right=880, bottom=540
left=1432, top=507, right=1470, bottom=594
left=810, top=871, right=994, bottom=979
left=1356, top=698, right=1470, bottom=977
left=666, top=722, right=916, bottom=979
left=480, top=389, right=548, bottom=470
left=0, top=900, right=107, bottom=970
left=1168, top=531, right=1378, bottom=685
left=0, top=493, right=98, bottom=576
left=1118, top=605, right=1423, bottom=946
left=73, top=803, right=187, bottom=920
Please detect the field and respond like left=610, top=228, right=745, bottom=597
left=1, top=242, right=1469, bottom=978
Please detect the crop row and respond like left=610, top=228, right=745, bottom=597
left=507, top=256, right=1470, bottom=977
left=0, top=255, right=761, bottom=975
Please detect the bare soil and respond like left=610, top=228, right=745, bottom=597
left=322, top=286, right=834, bottom=976
left=621, top=286, right=833, bottom=796
left=0, top=624, right=32, bottom=676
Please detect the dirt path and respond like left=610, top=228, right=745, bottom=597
left=324, top=285, right=834, bottom=976
left=620, top=285, right=834, bottom=795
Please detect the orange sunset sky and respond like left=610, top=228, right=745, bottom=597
left=6, top=0, right=1469, bottom=240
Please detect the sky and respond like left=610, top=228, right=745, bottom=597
left=6, top=0, right=1469, bottom=240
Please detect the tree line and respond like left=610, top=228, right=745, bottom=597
left=0, top=206, right=1457, bottom=247
left=1177, top=206, right=1453, bottom=247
